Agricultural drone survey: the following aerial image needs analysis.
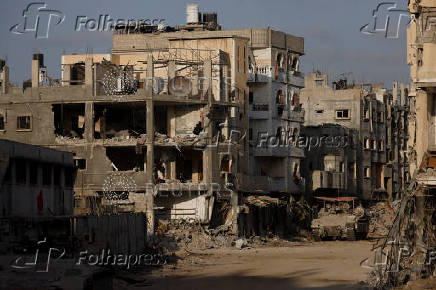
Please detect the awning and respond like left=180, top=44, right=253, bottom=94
left=314, top=196, right=357, bottom=202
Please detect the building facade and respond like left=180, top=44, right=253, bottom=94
left=0, top=139, right=75, bottom=217
left=0, top=4, right=305, bottom=235
left=301, top=73, right=409, bottom=201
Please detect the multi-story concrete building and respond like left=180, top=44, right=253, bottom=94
left=0, top=4, right=305, bottom=235
left=0, top=139, right=75, bottom=217
left=301, top=73, right=409, bottom=201
left=407, top=0, right=436, bottom=183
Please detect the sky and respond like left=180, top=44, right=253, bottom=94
left=0, top=0, right=410, bottom=87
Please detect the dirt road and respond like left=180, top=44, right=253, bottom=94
left=121, top=241, right=373, bottom=290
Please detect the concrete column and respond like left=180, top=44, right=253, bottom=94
left=231, top=191, right=239, bottom=235
left=62, top=65, right=71, bottom=86
left=32, top=59, right=39, bottom=88
left=400, top=83, right=405, bottom=106
left=392, top=82, right=398, bottom=105
left=84, top=102, right=94, bottom=143
left=166, top=106, right=176, bottom=179
left=145, top=54, right=155, bottom=239
left=85, top=57, right=93, bottom=86
left=2, top=65, right=8, bottom=94
left=204, top=59, right=212, bottom=103
left=168, top=60, right=176, bottom=79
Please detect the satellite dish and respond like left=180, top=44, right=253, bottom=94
left=169, top=76, right=192, bottom=97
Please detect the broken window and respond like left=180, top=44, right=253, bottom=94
left=363, top=108, right=369, bottom=120
left=378, top=140, right=384, bottom=151
left=174, top=149, right=202, bottom=183
left=371, top=139, right=376, bottom=150
left=94, top=103, right=148, bottom=139
left=17, top=115, right=31, bottom=130
left=0, top=114, right=4, bottom=130
left=71, top=63, right=85, bottom=85
left=220, top=155, right=231, bottom=173
left=335, top=109, right=350, bottom=119
left=315, top=109, right=324, bottom=114
left=106, top=147, right=144, bottom=171
left=291, top=55, right=299, bottom=71
left=377, top=111, right=384, bottom=123
left=364, top=167, right=370, bottom=178
left=276, top=90, right=284, bottom=105
left=364, top=137, right=370, bottom=149
left=75, top=159, right=87, bottom=170
left=53, top=104, right=85, bottom=138
left=276, top=53, right=283, bottom=68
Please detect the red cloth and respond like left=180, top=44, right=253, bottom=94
left=37, top=190, right=43, bottom=211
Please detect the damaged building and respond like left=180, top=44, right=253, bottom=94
left=300, top=72, right=410, bottom=202
left=0, top=4, right=306, bottom=237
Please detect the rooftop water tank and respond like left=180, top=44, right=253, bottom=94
left=186, top=3, right=200, bottom=24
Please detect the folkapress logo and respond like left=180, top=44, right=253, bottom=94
left=360, top=2, right=410, bottom=39
left=9, top=2, right=65, bottom=39
left=10, top=3, right=166, bottom=38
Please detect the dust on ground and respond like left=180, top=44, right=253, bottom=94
left=115, top=241, right=372, bottom=290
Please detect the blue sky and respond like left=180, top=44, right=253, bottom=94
left=0, top=0, right=410, bottom=87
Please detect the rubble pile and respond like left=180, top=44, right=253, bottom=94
left=369, top=178, right=436, bottom=288
left=367, top=201, right=399, bottom=238
left=239, top=195, right=312, bottom=239
left=153, top=220, right=236, bottom=254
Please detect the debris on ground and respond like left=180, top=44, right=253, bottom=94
left=234, top=238, right=248, bottom=250
left=367, top=201, right=399, bottom=238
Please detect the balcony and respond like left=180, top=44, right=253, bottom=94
left=247, top=66, right=271, bottom=83
left=281, top=109, right=304, bottom=123
left=287, top=71, right=305, bottom=88
left=249, top=103, right=269, bottom=119
left=312, top=170, right=346, bottom=191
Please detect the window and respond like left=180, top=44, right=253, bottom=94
left=339, top=162, right=344, bottom=173
left=377, top=111, right=384, bottom=123
left=42, top=164, right=52, bottom=186
left=378, top=140, right=384, bottom=151
left=29, top=163, right=38, bottom=185
left=15, top=159, right=27, bottom=184
left=335, top=109, right=350, bottom=119
left=17, top=115, right=31, bottom=130
left=75, top=159, right=86, bottom=170
left=276, top=53, right=283, bottom=67
left=65, top=168, right=75, bottom=188
left=291, top=56, right=299, bottom=71
left=315, top=110, right=324, bottom=114
left=0, top=114, right=4, bottom=130
left=249, top=128, right=253, bottom=141
left=276, top=90, right=284, bottom=105
left=364, top=167, right=370, bottom=178
left=249, top=92, right=253, bottom=104
left=371, top=139, right=376, bottom=150
left=53, top=165, right=60, bottom=186
left=363, top=109, right=369, bottom=120
left=364, top=137, right=370, bottom=149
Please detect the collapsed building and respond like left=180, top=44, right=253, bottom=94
left=370, top=1, right=436, bottom=287
left=0, top=4, right=306, bottom=237
left=300, top=73, right=410, bottom=202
